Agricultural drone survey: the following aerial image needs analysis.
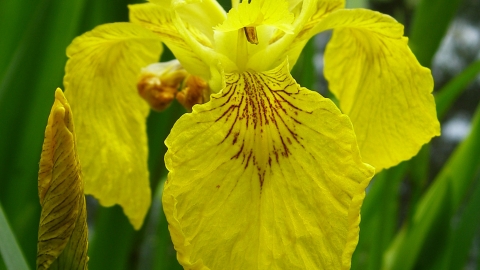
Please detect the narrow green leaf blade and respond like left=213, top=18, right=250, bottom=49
left=384, top=102, right=480, bottom=270
left=435, top=60, right=480, bottom=119
left=352, top=162, right=407, bottom=270
left=0, top=202, right=30, bottom=270
left=443, top=174, right=480, bottom=269
left=88, top=205, right=136, bottom=270
left=0, top=0, right=87, bottom=266
left=409, top=0, right=463, bottom=67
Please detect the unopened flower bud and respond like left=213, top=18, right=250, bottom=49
left=137, top=60, right=187, bottom=111
left=176, top=75, right=209, bottom=112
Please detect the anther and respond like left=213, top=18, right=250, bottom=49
left=244, top=27, right=259, bottom=45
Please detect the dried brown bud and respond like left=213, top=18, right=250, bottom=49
left=137, top=60, right=187, bottom=111
left=176, top=75, right=209, bottom=112
left=137, top=76, right=177, bottom=112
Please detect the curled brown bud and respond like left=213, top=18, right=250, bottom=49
left=137, top=76, right=177, bottom=112
left=176, top=75, right=210, bottom=112
left=137, top=60, right=187, bottom=112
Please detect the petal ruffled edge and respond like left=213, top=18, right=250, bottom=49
left=64, top=22, right=163, bottom=229
left=320, top=9, right=440, bottom=170
left=163, top=60, right=374, bottom=269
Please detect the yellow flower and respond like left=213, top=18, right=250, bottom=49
left=63, top=0, right=440, bottom=268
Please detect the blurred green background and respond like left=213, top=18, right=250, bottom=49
left=1, top=0, right=480, bottom=269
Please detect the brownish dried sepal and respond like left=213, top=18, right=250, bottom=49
left=176, top=75, right=210, bottom=112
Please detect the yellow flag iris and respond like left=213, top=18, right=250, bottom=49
left=64, top=0, right=440, bottom=268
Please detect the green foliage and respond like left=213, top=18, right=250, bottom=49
left=384, top=96, right=480, bottom=270
left=0, top=203, right=30, bottom=270
left=409, top=0, right=463, bottom=67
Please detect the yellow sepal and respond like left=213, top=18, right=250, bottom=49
left=163, top=60, right=374, bottom=269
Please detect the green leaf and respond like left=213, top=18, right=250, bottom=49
left=440, top=173, right=480, bottom=269
left=406, top=144, right=431, bottom=222
left=384, top=102, right=480, bottom=270
left=409, top=0, right=462, bottom=67
left=146, top=102, right=185, bottom=269
left=88, top=205, right=136, bottom=270
left=352, top=162, right=407, bottom=270
left=346, top=0, right=368, bottom=8
left=0, top=202, right=30, bottom=270
left=435, top=60, right=480, bottom=120
left=0, top=0, right=88, bottom=265
left=291, top=38, right=316, bottom=90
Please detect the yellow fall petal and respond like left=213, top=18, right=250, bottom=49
left=319, top=9, right=440, bottom=170
left=64, top=23, right=163, bottom=229
left=164, top=60, right=374, bottom=269
left=37, top=89, right=88, bottom=270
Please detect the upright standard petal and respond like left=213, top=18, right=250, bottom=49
left=247, top=0, right=344, bottom=72
left=213, top=0, right=295, bottom=73
left=130, top=3, right=233, bottom=92
left=129, top=3, right=216, bottom=80
left=215, top=0, right=294, bottom=33
left=64, top=23, right=163, bottom=229
left=164, top=61, right=374, bottom=269
left=37, top=89, right=88, bottom=270
left=149, top=0, right=226, bottom=35
left=319, top=9, right=440, bottom=170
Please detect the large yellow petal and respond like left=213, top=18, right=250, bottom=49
left=319, top=9, right=440, bottom=170
left=37, top=89, right=88, bottom=270
left=163, top=60, right=374, bottom=269
left=64, top=23, right=163, bottom=229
